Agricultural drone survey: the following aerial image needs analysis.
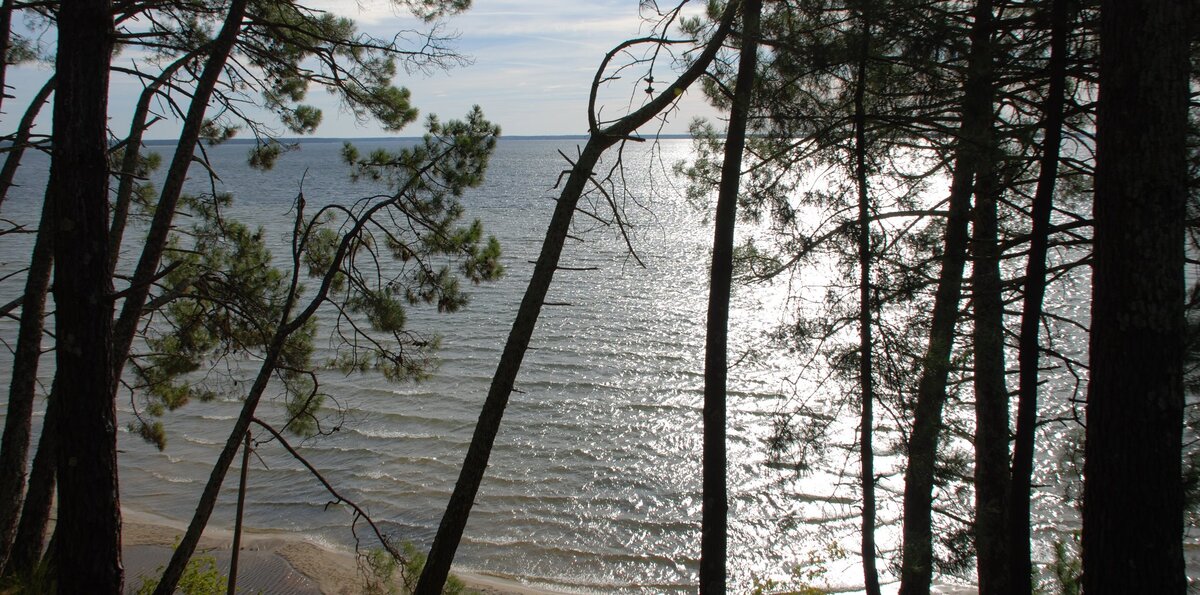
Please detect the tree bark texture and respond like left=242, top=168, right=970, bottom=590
left=50, top=0, right=120, bottom=592
left=415, top=6, right=741, bottom=592
left=1007, top=0, right=1070, bottom=589
left=898, top=0, right=995, bottom=591
left=1081, top=0, right=1190, bottom=592
left=701, top=1, right=760, bottom=592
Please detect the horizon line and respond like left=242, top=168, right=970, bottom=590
left=140, top=133, right=698, bottom=145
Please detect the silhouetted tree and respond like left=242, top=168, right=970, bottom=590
left=415, top=3, right=741, bottom=592
left=49, top=0, right=120, bottom=591
left=1081, top=0, right=1190, bottom=591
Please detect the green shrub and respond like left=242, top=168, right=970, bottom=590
left=385, top=542, right=469, bottom=595
left=134, top=553, right=226, bottom=595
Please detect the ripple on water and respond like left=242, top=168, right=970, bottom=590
left=9, top=139, right=828, bottom=592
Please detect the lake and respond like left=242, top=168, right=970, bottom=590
left=0, top=137, right=830, bottom=592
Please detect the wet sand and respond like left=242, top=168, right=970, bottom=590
left=122, top=508, right=561, bottom=595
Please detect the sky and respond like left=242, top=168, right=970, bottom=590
left=1, top=1, right=725, bottom=139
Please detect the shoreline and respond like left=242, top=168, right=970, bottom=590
left=121, top=507, right=564, bottom=595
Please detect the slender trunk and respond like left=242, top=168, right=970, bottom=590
left=228, top=431, right=251, bottom=595
left=51, top=0, right=119, bottom=591
left=0, top=183, right=54, bottom=568
left=414, top=6, right=740, bottom=592
left=154, top=327, right=286, bottom=594
left=157, top=131, right=464, bottom=594
left=971, top=154, right=1010, bottom=594
left=4, top=385, right=57, bottom=578
left=1007, top=0, right=1070, bottom=589
left=108, top=52, right=198, bottom=275
left=0, top=0, right=15, bottom=118
left=700, top=2, right=760, bottom=592
left=0, top=77, right=54, bottom=209
left=898, top=0, right=995, bottom=591
left=1082, top=0, right=1189, bottom=592
left=110, top=0, right=248, bottom=384
left=851, top=7, right=881, bottom=594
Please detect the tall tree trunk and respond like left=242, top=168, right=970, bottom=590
left=50, top=0, right=119, bottom=591
left=3, top=384, right=57, bottom=578
left=851, top=6, right=882, bottom=594
left=1007, top=0, right=1070, bottom=589
left=0, top=184, right=54, bottom=568
left=1081, top=0, right=1189, bottom=592
left=0, top=76, right=54, bottom=209
left=414, top=6, right=741, bottom=592
left=110, top=0, right=248, bottom=383
left=898, top=0, right=995, bottom=591
left=701, top=2, right=760, bottom=592
left=971, top=154, right=1009, bottom=594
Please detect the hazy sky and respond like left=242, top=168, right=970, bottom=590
left=1, top=1, right=723, bottom=139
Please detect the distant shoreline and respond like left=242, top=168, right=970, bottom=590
left=138, top=134, right=697, bottom=146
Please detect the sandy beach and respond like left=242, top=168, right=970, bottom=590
left=122, top=508, right=563, bottom=595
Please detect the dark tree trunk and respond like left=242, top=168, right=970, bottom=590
left=0, top=0, right=15, bottom=118
left=0, top=76, right=54, bottom=208
left=227, top=431, right=251, bottom=595
left=110, top=0, right=248, bottom=382
left=50, top=0, right=120, bottom=592
left=1007, top=0, right=1070, bottom=589
left=155, top=328, right=289, bottom=593
left=971, top=155, right=1009, bottom=594
left=851, top=6, right=881, bottom=595
left=898, top=0, right=995, bottom=591
left=701, top=1, right=760, bottom=592
left=0, top=183, right=54, bottom=568
left=4, top=385, right=57, bottom=578
left=1081, top=0, right=1190, bottom=592
left=414, top=6, right=740, bottom=593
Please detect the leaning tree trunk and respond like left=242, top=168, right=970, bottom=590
left=3, top=383, right=57, bottom=578
left=0, top=184, right=54, bottom=568
left=107, top=51, right=199, bottom=275
left=0, top=76, right=54, bottom=209
left=155, top=135, right=478, bottom=594
left=700, top=1, right=760, bottom=591
left=898, top=0, right=996, bottom=591
left=1006, top=0, right=1069, bottom=589
left=110, top=0, right=249, bottom=383
left=413, top=5, right=741, bottom=593
left=50, top=0, right=119, bottom=591
left=1081, top=0, right=1189, bottom=592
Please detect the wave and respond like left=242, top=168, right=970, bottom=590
left=147, top=471, right=196, bottom=484
left=182, top=434, right=222, bottom=446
